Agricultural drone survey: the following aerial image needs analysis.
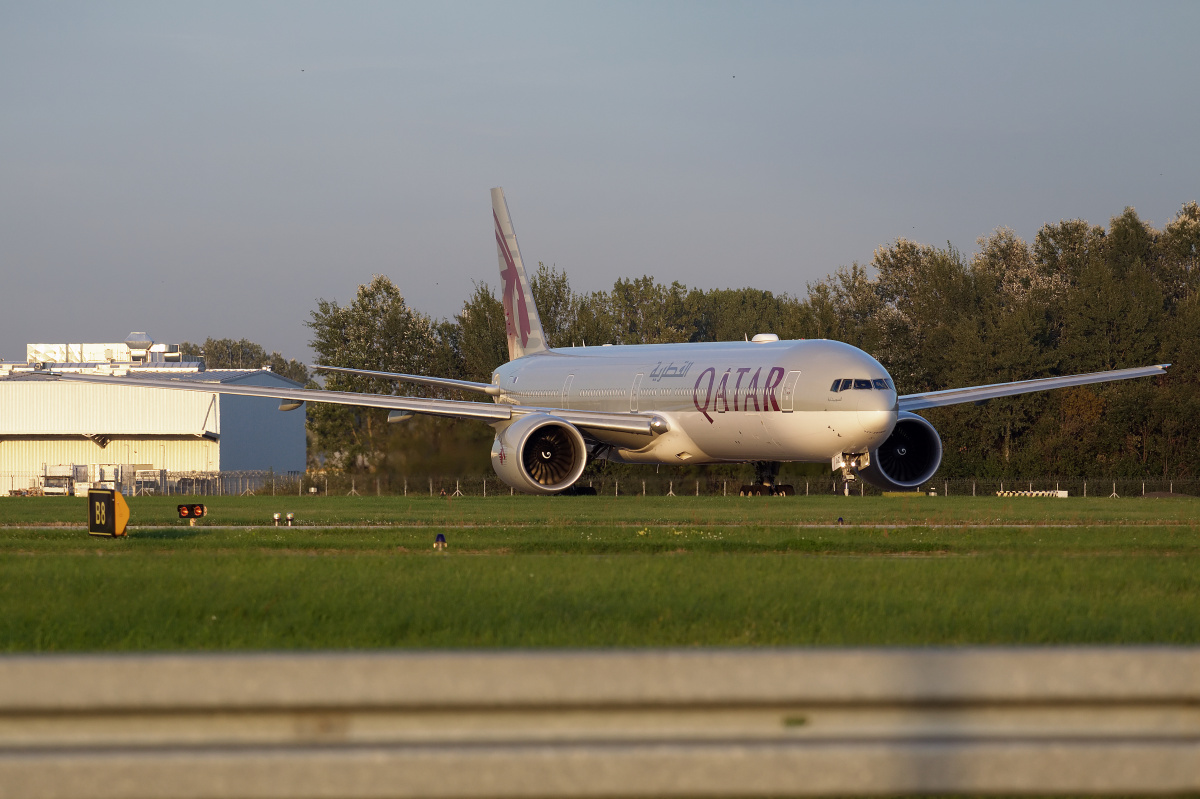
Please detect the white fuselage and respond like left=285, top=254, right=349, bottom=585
left=492, top=339, right=898, bottom=465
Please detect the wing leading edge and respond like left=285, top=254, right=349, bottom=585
left=44, top=372, right=664, bottom=436
left=898, top=364, right=1170, bottom=412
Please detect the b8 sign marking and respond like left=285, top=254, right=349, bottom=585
left=88, top=489, right=129, bottom=537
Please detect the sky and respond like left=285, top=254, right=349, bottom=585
left=1, top=1, right=1197, bottom=363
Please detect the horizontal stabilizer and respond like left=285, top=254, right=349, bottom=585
left=315, top=365, right=500, bottom=396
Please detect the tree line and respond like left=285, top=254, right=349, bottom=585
left=179, top=338, right=311, bottom=386
left=218, top=202, right=1200, bottom=480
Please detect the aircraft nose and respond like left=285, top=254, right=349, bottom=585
left=858, top=408, right=894, bottom=435
left=856, top=392, right=896, bottom=435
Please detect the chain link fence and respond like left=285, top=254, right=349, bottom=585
left=811, top=476, right=1200, bottom=498
left=4, top=470, right=1198, bottom=498
left=248, top=473, right=1200, bottom=499
left=2, top=470, right=302, bottom=497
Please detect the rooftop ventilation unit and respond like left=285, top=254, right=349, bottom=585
left=124, top=332, right=153, bottom=350
left=124, top=332, right=153, bottom=363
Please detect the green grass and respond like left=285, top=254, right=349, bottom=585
left=1, top=545, right=1196, bottom=650
left=4, top=493, right=1200, bottom=528
left=2, top=522, right=1198, bottom=556
left=0, top=496, right=1197, bottom=652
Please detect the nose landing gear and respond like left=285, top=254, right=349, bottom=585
left=832, top=452, right=869, bottom=495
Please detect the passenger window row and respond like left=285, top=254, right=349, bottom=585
left=830, top=378, right=894, bottom=392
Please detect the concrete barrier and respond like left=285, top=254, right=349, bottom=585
left=1, top=648, right=1198, bottom=797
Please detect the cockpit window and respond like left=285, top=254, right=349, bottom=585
left=834, top=378, right=896, bottom=391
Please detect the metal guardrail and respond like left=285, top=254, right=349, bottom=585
left=0, top=648, right=1198, bottom=797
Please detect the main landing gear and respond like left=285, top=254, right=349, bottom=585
left=739, top=461, right=794, bottom=497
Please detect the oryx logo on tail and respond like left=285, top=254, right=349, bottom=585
left=495, top=211, right=531, bottom=347
left=491, top=187, right=548, bottom=360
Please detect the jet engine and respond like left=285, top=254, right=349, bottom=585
left=490, top=413, right=588, bottom=495
left=856, top=412, right=943, bottom=491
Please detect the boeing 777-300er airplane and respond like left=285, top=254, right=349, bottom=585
left=49, top=188, right=1169, bottom=494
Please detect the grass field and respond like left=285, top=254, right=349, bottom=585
left=1, top=495, right=1197, bottom=652
left=5, top=493, right=1200, bottom=527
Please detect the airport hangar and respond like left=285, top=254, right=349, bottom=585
left=0, top=335, right=306, bottom=493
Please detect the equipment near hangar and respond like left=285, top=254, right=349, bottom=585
left=0, top=334, right=305, bottom=496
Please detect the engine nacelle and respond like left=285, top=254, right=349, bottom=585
left=856, top=412, right=943, bottom=491
left=490, top=413, right=588, bottom=495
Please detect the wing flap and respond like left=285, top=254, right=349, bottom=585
left=898, top=364, right=1169, bottom=412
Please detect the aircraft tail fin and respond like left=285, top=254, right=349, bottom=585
left=492, top=187, right=548, bottom=359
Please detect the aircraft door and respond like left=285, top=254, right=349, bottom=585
left=781, top=370, right=802, bottom=412
left=561, top=374, right=574, bottom=409
left=630, top=373, right=643, bottom=412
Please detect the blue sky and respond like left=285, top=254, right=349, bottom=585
left=1, top=1, right=1196, bottom=362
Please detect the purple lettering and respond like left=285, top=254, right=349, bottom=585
left=693, top=367, right=716, bottom=423
left=745, top=368, right=762, bottom=412
left=763, top=366, right=785, bottom=411
left=733, top=367, right=751, bottom=411
left=715, top=370, right=731, bottom=413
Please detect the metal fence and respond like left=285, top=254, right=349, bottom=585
left=4, top=470, right=1199, bottom=498
left=1, top=470, right=303, bottom=498
left=291, top=473, right=1200, bottom=499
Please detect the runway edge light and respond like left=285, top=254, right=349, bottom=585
left=88, top=489, right=129, bottom=537
left=178, top=504, right=207, bottom=526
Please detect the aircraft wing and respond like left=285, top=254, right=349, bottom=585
left=313, top=365, right=501, bottom=396
left=897, top=364, right=1169, bottom=412
left=44, top=372, right=664, bottom=436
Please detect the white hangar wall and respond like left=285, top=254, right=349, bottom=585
left=0, top=381, right=219, bottom=436
left=0, top=438, right=220, bottom=474
left=0, top=370, right=305, bottom=478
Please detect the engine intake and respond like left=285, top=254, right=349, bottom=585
left=491, top=413, right=588, bottom=495
left=857, top=412, right=942, bottom=491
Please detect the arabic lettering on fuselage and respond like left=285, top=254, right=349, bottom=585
left=692, top=365, right=786, bottom=424
left=648, top=361, right=693, bottom=382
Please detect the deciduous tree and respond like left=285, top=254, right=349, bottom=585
left=306, top=275, right=436, bottom=471
left=179, top=338, right=309, bottom=385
